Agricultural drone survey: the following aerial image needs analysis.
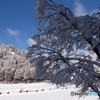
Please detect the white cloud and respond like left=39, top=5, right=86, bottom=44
left=27, top=38, right=37, bottom=46
left=6, top=28, right=21, bottom=36
left=74, top=1, right=88, bottom=16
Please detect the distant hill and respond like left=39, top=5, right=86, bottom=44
left=0, top=43, right=35, bottom=83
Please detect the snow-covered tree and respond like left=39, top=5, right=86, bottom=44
left=0, top=43, right=36, bottom=83
left=28, top=0, right=100, bottom=97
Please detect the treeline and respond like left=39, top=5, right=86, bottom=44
left=0, top=43, right=36, bottom=83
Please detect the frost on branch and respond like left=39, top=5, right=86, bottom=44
left=28, top=0, right=100, bottom=97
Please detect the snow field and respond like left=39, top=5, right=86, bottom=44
left=0, top=82, right=99, bottom=100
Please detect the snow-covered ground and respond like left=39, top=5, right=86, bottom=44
left=0, top=82, right=99, bottom=100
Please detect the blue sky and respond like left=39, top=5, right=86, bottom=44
left=0, top=0, right=100, bottom=50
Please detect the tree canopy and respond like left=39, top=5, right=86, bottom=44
left=28, top=0, right=100, bottom=97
